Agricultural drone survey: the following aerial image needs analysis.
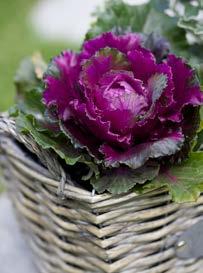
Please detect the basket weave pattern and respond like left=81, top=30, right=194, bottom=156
left=1, top=115, right=203, bottom=273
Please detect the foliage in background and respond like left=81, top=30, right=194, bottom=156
left=170, top=0, right=203, bottom=84
left=175, top=0, right=203, bottom=43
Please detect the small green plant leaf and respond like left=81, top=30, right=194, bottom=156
left=135, top=152, right=203, bottom=203
left=91, top=162, right=160, bottom=194
left=18, top=88, right=45, bottom=114
left=16, top=113, right=81, bottom=165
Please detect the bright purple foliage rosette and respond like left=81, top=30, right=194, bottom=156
left=43, top=32, right=203, bottom=170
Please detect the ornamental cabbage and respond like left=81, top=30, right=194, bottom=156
left=43, top=32, right=203, bottom=170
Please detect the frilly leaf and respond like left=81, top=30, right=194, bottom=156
left=135, top=152, right=203, bottom=203
left=16, top=113, right=82, bottom=165
left=91, top=162, right=160, bottom=194
left=86, top=0, right=151, bottom=39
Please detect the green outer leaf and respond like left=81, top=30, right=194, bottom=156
left=16, top=114, right=81, bottom=165
left=136, top=152, right=203, bottom=203
left=91, top=163, right=160, bottom=194
left=86, top=0, right=151, bottom=39
left=14, top=53, right=47, bottom=95
left=19, top=88, right=45, bottom=114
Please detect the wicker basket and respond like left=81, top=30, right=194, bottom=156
left=1, top=114, right=203, bottom=273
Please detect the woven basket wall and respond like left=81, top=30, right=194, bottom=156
left=1, top=114, right=203, bottom=273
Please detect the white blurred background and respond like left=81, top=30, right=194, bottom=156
left=31, top=0, right=149, bottom=44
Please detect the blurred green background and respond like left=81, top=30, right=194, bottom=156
left=0, top=0, right=76, bottom=112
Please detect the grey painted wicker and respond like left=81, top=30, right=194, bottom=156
left=1, top=114, right=203, bottom=273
